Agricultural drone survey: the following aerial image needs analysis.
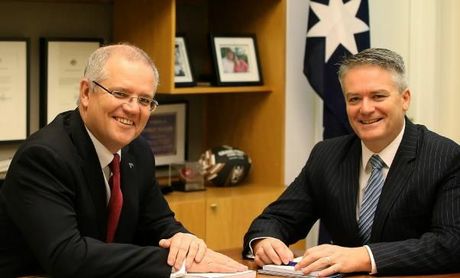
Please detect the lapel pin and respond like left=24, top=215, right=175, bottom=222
left=129, top=162, right=134, bottom=169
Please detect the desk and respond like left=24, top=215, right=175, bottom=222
left=18, top=248, right=460, bottom=278
left=220, top=248, right=460, bottom=278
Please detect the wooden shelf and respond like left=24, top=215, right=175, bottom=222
left=159, top=85, right=272, bottom=95
left=113, top=0, right=287, bottom=250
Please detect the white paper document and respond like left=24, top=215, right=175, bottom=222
left=258, top=257, right=342, bottom=278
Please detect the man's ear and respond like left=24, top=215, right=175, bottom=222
left=79, top=79, right=91, bottom=109
left=401, top=88, right=411, bottom=111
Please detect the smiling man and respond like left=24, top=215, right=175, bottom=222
left=243, top=48, right=460, bottom=276
left=0, top=43, right=246, bottom=277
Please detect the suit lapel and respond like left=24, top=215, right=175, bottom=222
left=340, top=139, right=363, bottom=244
left=371, top=119, right=418, bottom=241
left=115, top=147, right=140, bottom=242
left=67, top=110, right=108, bottom=238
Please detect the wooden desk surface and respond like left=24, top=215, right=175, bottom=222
left=19, top=248, right=460, bottom=277
left=220, top=248, right=460, bottom=278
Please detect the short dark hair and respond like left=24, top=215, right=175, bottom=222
left=338, top=48, right=407, bottom=92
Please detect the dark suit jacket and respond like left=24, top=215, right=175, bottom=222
left=0, top=110, right=187, bottom=277
left=244, top=119, right=460, bottom=275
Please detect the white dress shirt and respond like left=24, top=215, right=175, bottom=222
left=358, top=121, right=406, bottom=274
left=85, top=127, right=121, bottom=205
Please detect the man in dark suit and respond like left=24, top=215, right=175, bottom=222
left=0, top=43, right=246, bottom=277
left=243, top=48, right=460, bottom=275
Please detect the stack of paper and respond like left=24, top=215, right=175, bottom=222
left=258, top=257, right=342, bottom=278
left=258, top=264, right=312, bottom=277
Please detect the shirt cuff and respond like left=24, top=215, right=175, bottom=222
left=170, top=261, right=186, bottom=278
left=246, top=236, right=274, bottom=259
left=363, top=245, right=377, bottom=274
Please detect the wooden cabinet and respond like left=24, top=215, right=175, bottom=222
left=113, top=0, right=287, bottom=250
left=166, top=193, right=207, bottom=240
left=166, top=186, right=284, bottom=250
left=205, top=195, right=233, bottom=249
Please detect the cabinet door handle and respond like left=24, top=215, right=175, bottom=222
left=210, top=203, right=218, bottom=210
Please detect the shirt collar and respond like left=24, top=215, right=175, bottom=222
left=85, top=126, right=122, bottom=169
left=361, top=120, right=406, bottom=171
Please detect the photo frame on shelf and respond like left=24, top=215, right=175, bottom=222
left=210, top=34, right=263, bottom=86
left=174, top=36, right=195, bottom=87
left=141, top=102, right=187, bottom=166
left=39, top=38, right=103, bottom=127
left=0, top=38, right=29, bottom=142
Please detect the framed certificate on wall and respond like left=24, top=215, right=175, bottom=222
left=0, top=39, right=29, bottom=142
left=39, top=38, right=103, bottom=126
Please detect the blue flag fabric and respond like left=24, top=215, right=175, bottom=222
left=304, top=0, right=370, bottom=139
left=303, top=0, right=370, bottom=244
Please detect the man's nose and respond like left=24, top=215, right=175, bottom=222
left=359, top=98, right=375, bottom=114
left=122, top=96, right=142, bottom=111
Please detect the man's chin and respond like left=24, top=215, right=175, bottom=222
left=112, top=135, right=136, bottom=150
left=356, top=131, right=383, bottom=143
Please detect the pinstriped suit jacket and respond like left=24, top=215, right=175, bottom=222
left=243, top=119, right=460, bottom=275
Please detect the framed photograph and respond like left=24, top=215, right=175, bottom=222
left=210, top=34, right=263, bottom=86
left=141, top=102, right=187, bottom=166
left=174, top=36, right=195, bottom=87
left=39, top=38, right=103, bottom=126
left=0, top=39, right=29, bottom=142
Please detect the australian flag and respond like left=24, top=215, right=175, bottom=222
left=304, top=0, right=370, bottom=139
left=304, top=0, right=370, bottom=244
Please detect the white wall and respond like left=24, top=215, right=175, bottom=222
left=370, top=0, right=460, bottom=143
left=284, top=1, right=321, bottom=186
left=415, top=0, right=460, bottom=142
left=284, top=0, right=460, bottom=248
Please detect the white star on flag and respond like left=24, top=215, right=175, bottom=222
left=307, top=0, right=370, bottom=62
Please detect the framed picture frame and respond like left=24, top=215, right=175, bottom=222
left=174, top=36, right=195, bottom=87
left=210, top=34, right=263, bottom=86
left=141, top=102, right=187, bottom=166
left=0, top=38, right=29, bottom=142
left=39, top=38, right=103, bottom=126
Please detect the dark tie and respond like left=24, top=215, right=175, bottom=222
left=358, top=154, right=385, bottom=244
left=107, top=153, right=123, bottom=243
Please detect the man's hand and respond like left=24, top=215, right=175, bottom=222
left=188, top=249, right=248, bottom=273
left=295, top=244, right=372, bottom=276
left=159, top=232, right=207, bottom=270
left=252, top=237, right=294, bottom=266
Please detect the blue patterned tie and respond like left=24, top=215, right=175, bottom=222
left=358, top=155, right=385, bottom=244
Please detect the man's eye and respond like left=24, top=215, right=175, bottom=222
left=112, top=91, right=129, bottom=99
left=138, top=97, right=152, bottom=106
left=348, top=97, right=360, bottom=103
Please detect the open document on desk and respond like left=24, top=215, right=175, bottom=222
left=185, top=270, right=256, bottom=278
